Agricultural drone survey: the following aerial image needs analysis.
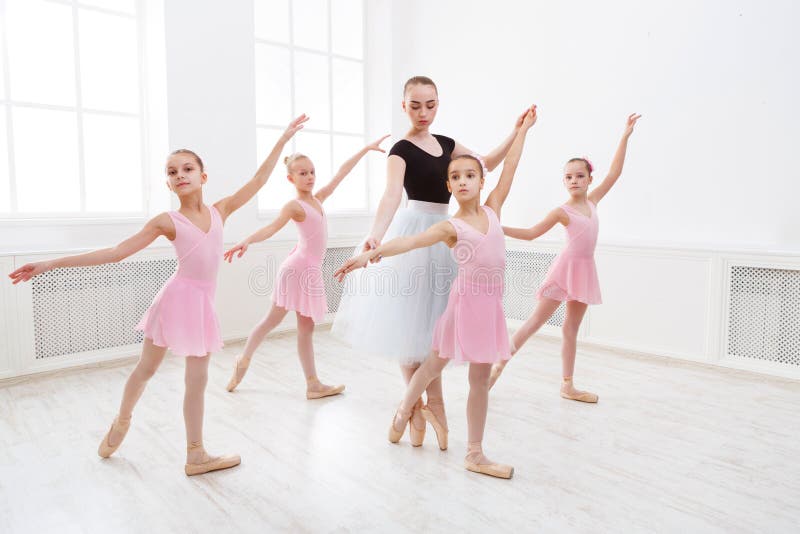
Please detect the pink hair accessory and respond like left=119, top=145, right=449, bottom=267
left=582, top=156, right=594, bottom=173
left=470, top=153, right=489, bottom=176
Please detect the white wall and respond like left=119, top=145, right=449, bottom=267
left=390, top=0, right=800, bottom=251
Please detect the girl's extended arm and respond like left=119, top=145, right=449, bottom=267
left=214, top=114, right=309, bottom=221
left=589, top=113, right=641, bottom=205
left=223, top=201, right=303, bottom=262
left=315, top=134, right=390, bottom=203
left=334, top=220, right=454, bottom=281
left=485, top=105, right=537, bottom=217
left=9, top=213, right=173, bottom=284
left=503, top=208, right=566, bottom=241
left=453, top=106, right=533, bottom=171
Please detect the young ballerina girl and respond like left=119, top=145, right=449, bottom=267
left=332, top=75, right=532, bottom=450
left=224, top=134, right=390, bottom=398
left=489, top=113, right=642, bottom=401
left=335, top=106, right=537, bottom=479
left=9, top=114, right=308, bottom=475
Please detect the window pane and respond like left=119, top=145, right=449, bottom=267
left=292, top=0, right=328, bottom=52
left=257, top=127, right=294, bottom=211
left=0, top=109, right=9, bottom=211
left=331, top=58, right=363, bottom=134
left=0, top=21, right=6, bottom=100
left=78, top=0, right=137, bottom=16
left=331, top=0, right=362, bottom=59
left=294, top=51, right=329, bottom=129
left=83, top=113, right=142, bottom=213
left=13, top=107, right=80, bottom=213
left=79, top=10, right=139, bottom=113
left=6, top=0, right=76, bottom=106
left=295, top=131, right=331, bottom=181
left=255, top=44, right=291, bottom=126
left=328, top=135, right=366, bottom=211
left=254, top=0, right=289, bottom=43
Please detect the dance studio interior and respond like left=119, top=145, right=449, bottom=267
left=0, top=0, right=798, bottom=532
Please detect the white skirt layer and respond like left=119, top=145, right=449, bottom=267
left=331, top=200, right=456, bottom=364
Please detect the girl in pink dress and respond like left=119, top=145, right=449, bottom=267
left=224, top=135, right=389, bottom=398
left=489, top=114, right=642, bottom=402
left=335, top=106, right=537, bottom=479
left=9, top=115, right=308, bottom=475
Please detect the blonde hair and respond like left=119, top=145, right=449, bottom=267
left=284, top=153, right=310, bottom=172
left=168, top=149, right=204, bottom=171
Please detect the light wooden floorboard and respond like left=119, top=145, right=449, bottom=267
left=1, top=328, right=798, bottom=533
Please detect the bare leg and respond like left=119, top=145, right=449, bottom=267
left=227, top=304, right=289, bottom=391
left=297, top=313, right=344, bottom=399
left=489, top=298, right=562, bottom=388
left=103, top=339, right=167, bottom=450
left=559, top=301, right=597, bottom=403
left=185, top=354, right=240, bottom=474
left=400, top=364, right=426, bottom=446
left=464, top=363, right=513, bottom=478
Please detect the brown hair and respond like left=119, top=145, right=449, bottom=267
left=403, top=75, right=438, bottom=97
left=168, top=149, right=204, bottom=171
left=449, top=154, right=484, bottom=179
left=566, top=157, right=593, bottom=174
left=284, top=153, right=310, bottom=172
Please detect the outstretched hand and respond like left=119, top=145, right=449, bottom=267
left=521, top=105, right=538, bottom=130
left=281, top=114, right=310, bottom=141
left=624, top=113, right=642, bottom=137
left=8, top=261, right=51, bottom=284
left=366, top=134, right=391, bottom=153
left=334, top=253, right=371, bottom=282
left=223, top=241, right=250, bottom=263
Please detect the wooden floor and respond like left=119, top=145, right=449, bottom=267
left=1, top=328, right=798, bottom=533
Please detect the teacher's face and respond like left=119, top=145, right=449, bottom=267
left=402, top=83, right=438, bottom=130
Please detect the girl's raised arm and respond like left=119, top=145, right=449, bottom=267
left=9, top=213, right=173, bottom=284
left=215, top=114, right=309, bottom=221
left=223, top=201, right=303, bottom=262
left=453, top=106, right=533, bottom=171
left=589, top=113, right=641, bottom=205
left=485, top=106, right=537, bottom=217
left=503, top=208, right=566, bottom=241
left=315, top=135, right=390, bottom=203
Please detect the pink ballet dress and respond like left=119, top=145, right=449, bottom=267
left=537, top=200, right=602, bottom=305
left=272, top=198, right=328, bottom=322
left=135, top=205, right=224, bottom=357
left=432, top=205, right=511, bottom=364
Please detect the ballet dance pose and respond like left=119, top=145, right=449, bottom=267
left=9, top=115, right=308, bottom=475
left=224, top=134, right=390, bottom=398
left=332, top=75, right=533, bottom=449
left=489, top=113, right=642, bottom=402
left=335, top=106, right=537, bottom=478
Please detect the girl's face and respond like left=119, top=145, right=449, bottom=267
left=446, top=159, right=484, bottom=203
left=402, top=83, right=438, bottom=130
left=165, top=153, right=206, bottom=196
left=563, top=160, right=593, bottom=197
left=288, top=158, right=315, bottom=192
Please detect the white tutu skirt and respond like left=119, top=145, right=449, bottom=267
left=332, top=200, right=456, bottom=364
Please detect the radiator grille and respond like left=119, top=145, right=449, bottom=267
left=727, top=266, right=800, bottom=366
left=503, top=249, right=565, bottom=327
left=31, top=260, right=176, bottom=359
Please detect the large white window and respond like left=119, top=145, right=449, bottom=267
left=0, top=0, right=145, bottom=218
left=254, top=0, right=366, bottom=213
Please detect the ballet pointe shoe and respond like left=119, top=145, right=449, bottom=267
left=409, top=398, right=426, bottom=447
left=420, top=398, right=448, bottom=451
left=464, top=445, right=514, bottom=479
left=184, top=442, right=241, bottom=476
left=98, top=415, right=132, bottom=458
left=388, top=407, right=411, bottom=444
left=226, top=355, right=250, bottom=392
left=560, top=377, right=599, bottom=403
left=305, top=377, right=345, bottom=400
